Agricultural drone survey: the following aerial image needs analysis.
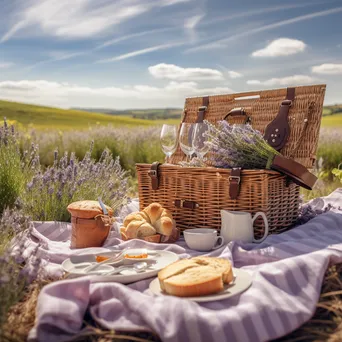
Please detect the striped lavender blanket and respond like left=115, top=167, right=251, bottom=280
left=19, top=189, right=342, bottom=342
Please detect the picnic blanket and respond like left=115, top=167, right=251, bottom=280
left=11, top=189, right=342, bottom=342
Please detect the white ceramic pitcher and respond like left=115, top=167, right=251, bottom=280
left=220, top=210, right=269, bottom=243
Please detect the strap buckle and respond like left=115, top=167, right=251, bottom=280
left=198, top=105, right=207, bottom=111
left=148, top=170, right=157, bottom=177
left=228, top=176, right=241, bottom=184
left=281, top=100, right=292, bottom=107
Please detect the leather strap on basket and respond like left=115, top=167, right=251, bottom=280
left=148, top=162, right=161, bottom=190
left=223, top=108, right=251, bottom=124
left=174, top=199, right=199, bottom=209
left=264, top=87, right=295, bottom=151
left=229, top=168, right=242, bottom=200
left=271, top=155, right=317, bottom=190
left=196, top=96, right=209, bottom=123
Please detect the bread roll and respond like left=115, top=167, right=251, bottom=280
left=143, top=203, right=175, bottom=236
left=123, top=211, right=151, bottom=227
left=158, top=257, right=233, bottom=297
left=67, top=200, right=113, bottom=219
left=125, top=220, right=156, bottom=239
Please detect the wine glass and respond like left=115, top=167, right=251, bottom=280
left=179, top=123, right=195, bottom=162
left=192, top=122, right=210, bottom=161
left=160, top=124, right=178, bottom=163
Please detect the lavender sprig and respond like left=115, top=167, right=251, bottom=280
left=203, top=120, right=280, bottom=169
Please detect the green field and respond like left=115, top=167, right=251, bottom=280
left=0, top=99, right=341, bottom=131
left=0, top=100, right=179, bottom=130
left=321, top=113, right=342, bottom=127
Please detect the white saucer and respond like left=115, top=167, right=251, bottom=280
left=148, top=268, right=252, bottom=302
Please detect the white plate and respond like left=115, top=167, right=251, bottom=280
left=62, top=248, right=159, bottom=273
left=148, top=268, right=252, bottom=302
left=62, top=249, right=180, bottom=284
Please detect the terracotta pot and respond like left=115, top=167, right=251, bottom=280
left=71, top=215, right=113, bottom=249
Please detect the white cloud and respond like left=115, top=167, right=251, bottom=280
left=247, top=80, right=261, bottom=85
left=0, top=62, right=14, bottom=69
left=186, top=6, right=342, bottom=53
left=96, top=28, right=175, bottom=50
left=227, top=71, right=242, bottom=79
left=312, top=63, right=342, bottom=75
left=246, top=75, right=316, bottom=87
left=0, top=79, right=233, bottom=109
left=161, top=0, right=192, bottom=5
left=252, top=38, right=306, bottom=57
left=25, top=29, right=179, bottom=71
left=0, top=0, right=191, bottom=42
left=97, top=42, right=184, bottom=63
left=202, top=2, right=328, bottom=27
left=184, top=14, right=204, bottom=30
left=148, top=63, right=224, bottom=81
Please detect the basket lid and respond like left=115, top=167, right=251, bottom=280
left=170, top=84, right=326, bottom=169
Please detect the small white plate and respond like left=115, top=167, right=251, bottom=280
left=62, top=248, right=158, bottom=274
left=62, top=249, right=180, bottom=284
left=148, top=268, right=252, bottom=302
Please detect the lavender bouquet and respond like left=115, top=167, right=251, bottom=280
left=203, top=120, right=280, bottom=169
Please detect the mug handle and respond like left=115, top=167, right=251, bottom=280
left=212, top=236, right=224, bottom=250
left=252, top=212, right=269, bottom=243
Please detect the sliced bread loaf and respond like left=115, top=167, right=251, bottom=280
left=158, top=257, right=233, bottom=297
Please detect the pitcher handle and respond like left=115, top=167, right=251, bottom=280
left=252, top=212, right=269, bottom=243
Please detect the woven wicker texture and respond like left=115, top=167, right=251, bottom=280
left=136, top=164, right=300, bottom=239
left=170, top=84, right=326, bottom=169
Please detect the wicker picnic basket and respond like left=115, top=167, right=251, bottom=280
left=136, top=84, right=326, bottom=239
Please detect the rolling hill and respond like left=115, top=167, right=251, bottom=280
left=0, top=100, right=179, bottom=130
left=0, top=99, right=341, bottom=131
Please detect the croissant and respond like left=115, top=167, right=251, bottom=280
left=120, top=203, right=175, bottom=241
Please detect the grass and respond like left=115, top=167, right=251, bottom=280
left=323, top=104, right=342, bottom=116
left=0, top=100, right=179, bottom=131
left=321, top=113, right=342, bottom=128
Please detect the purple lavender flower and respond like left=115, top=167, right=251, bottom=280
left=22, top=142, right=130, bottom=222
left=202, top=120, right=279, bottom=170
left=56, top=190, right=62, bottom=200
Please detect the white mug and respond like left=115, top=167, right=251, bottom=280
left=220, top=210, right=269, bottom=243
left=183, top=228, right=224, bottom=251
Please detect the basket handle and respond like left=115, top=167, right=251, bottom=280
left=223, top=108, right=251, bottom=124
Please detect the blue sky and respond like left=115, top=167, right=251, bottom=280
left=0, top=0, right=342, bottom=109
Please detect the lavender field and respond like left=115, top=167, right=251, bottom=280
left=22, top=125, right=342, bottom=179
